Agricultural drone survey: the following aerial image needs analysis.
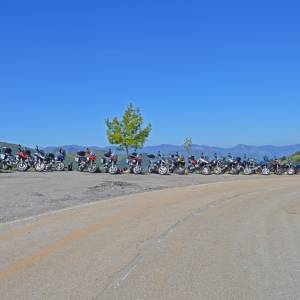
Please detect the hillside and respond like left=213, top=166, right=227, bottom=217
left=2, top=141, right=300, bottom=160
left=0, top=141, right=32, bottom=153
left=287, top=151, right=300, bottom=164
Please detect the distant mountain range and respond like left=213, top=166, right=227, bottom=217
left=1, top=141, right=300, bottom=159
left=42, top=143, right=300, bottom=159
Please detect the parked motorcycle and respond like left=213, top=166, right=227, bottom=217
left=197, top=153, right=212, bottom=175
left=0, top=147, right=14, bottom=170
left=210, top=154, right=226, bottom=175
left=54, top=148, right=66, bottom=171
left=101, top=150, right=121, bottom=174
left=187, top=155, right=199, bottom=173
left=127, top=153, right=143, bottom=174
left=258, top=158, right=271, bottom=175
left=148, top=153, right=169, bottom=175
left=243, top=157, right=260, bottom=175
left=268, top=158, right=284, bottom=175
left=284, top=160, right=296, bottom=175
left=15, top=145, right=34, bottom=171
left=168, top=152, right=186, bottom=175
left=75, top=149, right=97, bottom=173
left=226, top=154, right=244, bottom=175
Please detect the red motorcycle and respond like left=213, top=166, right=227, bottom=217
left=75, top=149, right=97, bottom=173
left=15, top=145, right=34, bottom=171
left=187, top=155, right=199, bottom=173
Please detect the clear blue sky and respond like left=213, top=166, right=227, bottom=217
left=1, top=0, right=299, bottom=147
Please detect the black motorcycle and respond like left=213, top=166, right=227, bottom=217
left=148, top=154, right=169, bottom=175
left=126, top=153, right=143, bottom=174
left=226, top=155, right=244, bottom=175
left=284, top=160, right=296, bottom=175
left=0, top=147, right=14, bottom=170
left=243, top=158, right=260, bottom=175
left=267, top=158, right=284, bottom=175
left=168, top=153, right=186, bottom=175
left=101, top=151, right=121, bottom=174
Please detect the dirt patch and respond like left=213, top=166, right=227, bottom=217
left=87, top=181, right=137, bottom=193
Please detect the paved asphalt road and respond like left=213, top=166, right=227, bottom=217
left=0, top=176, right=300, bottom=299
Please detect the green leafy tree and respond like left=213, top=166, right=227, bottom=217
left=183, top=137, right=193, bottom=155
left=105, top=103, right=152, bottom=156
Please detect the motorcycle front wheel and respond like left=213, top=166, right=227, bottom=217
left=243, top=167, right=253, bottom=175
left=287, top=167, right=295, bottom=175
left=109, top=165, right=118, bottom=174
left=201, top=166, right=211, bottom=175
left=16, top=161, right=28, bottom=172
left=1, top=162, right=9, bottom=170
left=133, top=165, right=142, bottom=174
left=261, top=167, right=270, bottom=175
left=213, top=166, right=223, bottom=175
left=35, top=162, right=45, bottom=172
left=55, top=162, right=65, bottom=171
left=88, top=163, right=97, bottom=173
left=158, top=166, right=168, bottom=175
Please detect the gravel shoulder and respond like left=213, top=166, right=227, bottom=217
left=0, top=171, right=258, bottom=223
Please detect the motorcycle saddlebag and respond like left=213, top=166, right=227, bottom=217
left=3, top=147, right=12, bottom=155
left=77, top=151, right=86, bottom=157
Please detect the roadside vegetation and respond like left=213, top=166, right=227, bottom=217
left=105, top=103, right=152, bottom=156
left=285, top=151, right=300, bottom=164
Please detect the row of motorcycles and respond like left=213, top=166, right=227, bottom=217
left=74, top=150, right=300, bottom=176
left=1, top=146, right=299, bottom=176
left=74, top=149, right=142, bottom=174
left=187, top=154, right=299, bottom=176
left=74, top=150, right=186, bottom=175
left=0, top=145, right=66, bottom=172
left=145, top=153, right=299, bottom=176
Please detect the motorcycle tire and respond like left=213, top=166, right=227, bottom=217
left=88, top=163, right=98, bottom=173
left=1, top=163, right=9, bottom=170
left=133, top=165, right=142, bottom=174
left=16, top=161, right=28, bottom=172
left=109, top=165, right=118, bottom=174
left=261, top=167, right=271, bottom=175
left=213, top=166, right=223, bottom=175
left=201, top=166, right=211, bottom=175
left=287, top=167, right=295, bottom=175
left=158, top=166, right=168, bottom=175
left=243, top=167, right=253, bottom=175
left=35, top=162, right=45, bottom=172
left=55, top=162, right=65, bottom=171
